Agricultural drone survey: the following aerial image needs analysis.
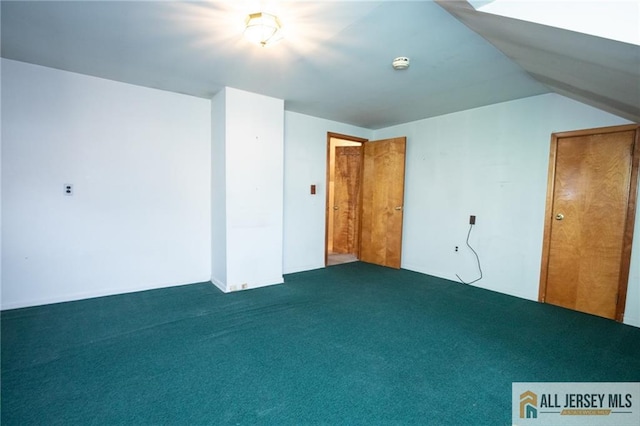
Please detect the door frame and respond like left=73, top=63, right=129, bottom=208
left=325, top=132, right=368, bottom=266
left=538, top=124, right=640, bottom=322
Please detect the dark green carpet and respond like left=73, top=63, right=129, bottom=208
left=2, top=262, right=639, bottom=425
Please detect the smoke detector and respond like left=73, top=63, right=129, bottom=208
left=392, top=57, right=410, bottom=70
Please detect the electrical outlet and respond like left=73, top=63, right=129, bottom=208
left=469, top=215, right=476, bottom=225
left=455, top=246, right=459, bottom=252
left=64, top=184, right=73, bottom=196
left=241, top=283, right=248, bottom=290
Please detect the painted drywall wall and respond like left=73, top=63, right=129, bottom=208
left=1, top=59, right=211, bottom=309
left=211, top=89, right=227, bottom=288
left=628, top=201, right=640, bottom=326
left=211, top=87, right=285, bottom=292
left=283, top=112, right=371, bottom=274
left=2, top=58, right=636, bottom=327
left=371, top=93, right=638, bottom=327
left=0, top=53, right=3, bottom=302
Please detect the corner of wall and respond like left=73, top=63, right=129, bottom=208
left=210, top=277, right=228, bottom=293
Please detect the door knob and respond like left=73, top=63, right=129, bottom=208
left=395, top=206, right=403, bottom=211
left=333, top=206, right=339, bottom=210
left=555, top=213, right=564, bottom=220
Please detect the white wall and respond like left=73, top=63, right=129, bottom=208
left=1, top=59, right=211, bottom=309
left=2, top=59, right=637, bottom=327
left=283, top=112, right=371, bottom=274
left=211, top=90, right=227, bottom=288
left=211, top=87, right=285, bottom=292
left=627, top=208, right=640, bottom=326
left=372, top=93, right=638, bottom=327
left=0, top=52, right=3, bottom=302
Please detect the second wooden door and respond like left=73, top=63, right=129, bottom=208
left=539, top=125, right=639, bottom=321
left=332, top=146, right=362, bottom=254
left=359, top=137, right=407, bottom=269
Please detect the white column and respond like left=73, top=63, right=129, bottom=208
left=211, top=87, right=284, bottom=292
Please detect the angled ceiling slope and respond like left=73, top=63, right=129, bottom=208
left=437, top=1, right=640, bottom=123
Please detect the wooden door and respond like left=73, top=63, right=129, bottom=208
left=360, top=137, right=407, bottom=269
left=332, top=146, right=362, bottom=254
left=539, top=125, right=639, bottom=321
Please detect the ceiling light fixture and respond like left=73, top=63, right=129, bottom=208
left=244, top=12, right=283, bottom=47
left=392, top=57, right=410, bottom=70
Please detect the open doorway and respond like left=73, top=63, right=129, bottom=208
left=325, top=133, right=367, bottom=266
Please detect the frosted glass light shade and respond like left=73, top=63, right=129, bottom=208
left=244, top=12, right=283, bottom=47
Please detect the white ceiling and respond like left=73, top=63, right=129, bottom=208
left=1, top=1, right=637, bottom=129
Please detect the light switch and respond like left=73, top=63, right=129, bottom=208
left=310, top=184, right=316, bottom=195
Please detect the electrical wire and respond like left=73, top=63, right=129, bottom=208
left=456, top=224, right=483, bottom=285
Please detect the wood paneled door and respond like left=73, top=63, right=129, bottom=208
left=359, top=137, right=407, bottom=269
left=539, top=124, right=639, bottom=321
left=332, top=145, right=362, bottom=254
left=325, top=134, right=367, bottom=265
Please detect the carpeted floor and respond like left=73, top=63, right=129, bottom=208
left=2, top=262, right=639, bottom=425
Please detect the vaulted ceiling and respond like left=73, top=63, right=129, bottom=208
left=1, top=1, right=638, bottom=129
